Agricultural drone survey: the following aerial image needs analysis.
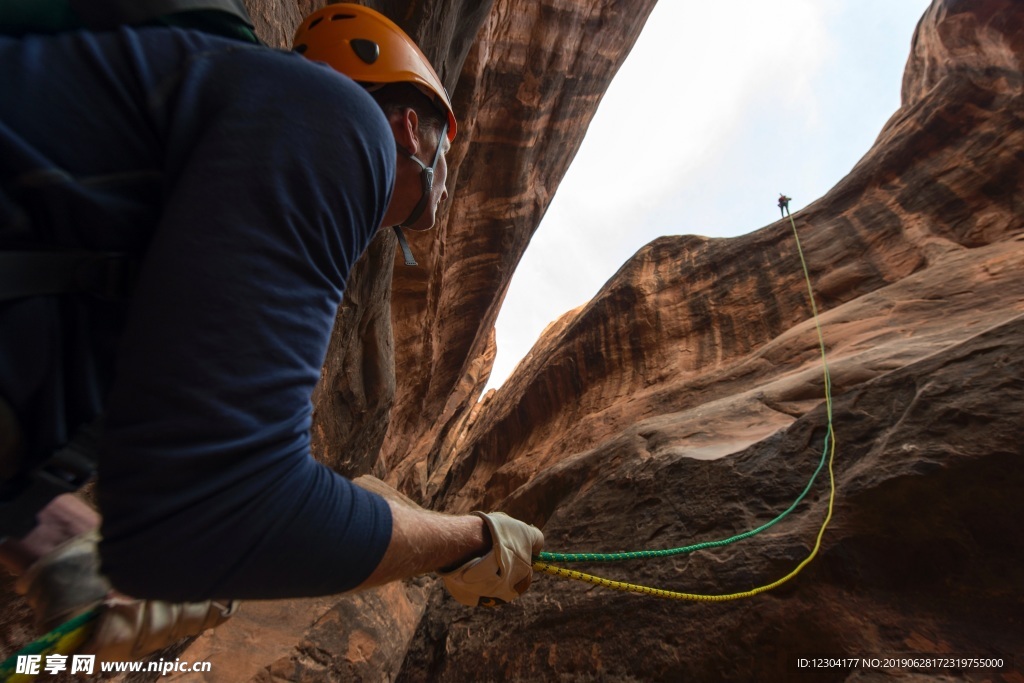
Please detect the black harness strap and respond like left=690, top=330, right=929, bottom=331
left=0, top=251, right=136, bottom=302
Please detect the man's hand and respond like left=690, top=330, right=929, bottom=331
left=351, top=475, right=544, bottom=605
left=440, top=511, right=544, bottom=607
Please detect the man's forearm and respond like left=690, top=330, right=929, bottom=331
left=354, top=500, right=491, bottom=590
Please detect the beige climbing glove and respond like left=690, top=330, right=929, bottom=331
left=15, top=528, right=238, bottom=661
left=85, top=597, right=237, bottom=662
left=440, top=511, right=544, bottom=607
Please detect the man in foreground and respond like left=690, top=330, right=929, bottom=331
left=0, top=1, right=542, bottom=659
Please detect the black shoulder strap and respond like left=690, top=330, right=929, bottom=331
left=68, top=0, right=253, bottom=31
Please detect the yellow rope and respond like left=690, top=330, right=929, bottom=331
left=535, top=206, right=836, bottom=601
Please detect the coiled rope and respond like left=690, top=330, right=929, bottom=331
left=532, top=203, right=837, bottom=601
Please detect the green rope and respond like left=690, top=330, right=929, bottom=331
left=536, top=203, right=833, bottom=565
left=0, top=608, right=99, bottom=681
left=537, top=439, right=829, bottom=563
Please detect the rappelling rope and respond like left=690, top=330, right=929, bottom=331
left=532, top=202, right=837, bottom=601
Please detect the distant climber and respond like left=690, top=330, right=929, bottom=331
left=778, top=194, right=792, bottom=217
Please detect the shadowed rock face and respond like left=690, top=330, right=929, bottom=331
left=2, top=1, right=1021, bottom=681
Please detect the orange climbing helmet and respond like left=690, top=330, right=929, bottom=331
left=292, top=3, right=457, bottom=141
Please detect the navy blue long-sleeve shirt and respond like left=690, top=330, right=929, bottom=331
left=0, top=26, right=395, bottom=599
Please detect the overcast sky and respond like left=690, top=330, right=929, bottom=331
left=485, top=0, right=933, bottom=391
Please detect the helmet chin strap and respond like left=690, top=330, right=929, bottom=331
left=393, top=120, right=448, bottom=267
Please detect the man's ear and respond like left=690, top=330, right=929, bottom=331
left=389, top=107, right=421, bottom=156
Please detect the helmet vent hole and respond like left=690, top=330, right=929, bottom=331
left=350, top=38, right=380, bottom=65
left=330, top=13, right=356, bottom=21
left=307, top=17, right=323, bottom=29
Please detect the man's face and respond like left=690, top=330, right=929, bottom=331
left=404, top=125, right=450, bottom=231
